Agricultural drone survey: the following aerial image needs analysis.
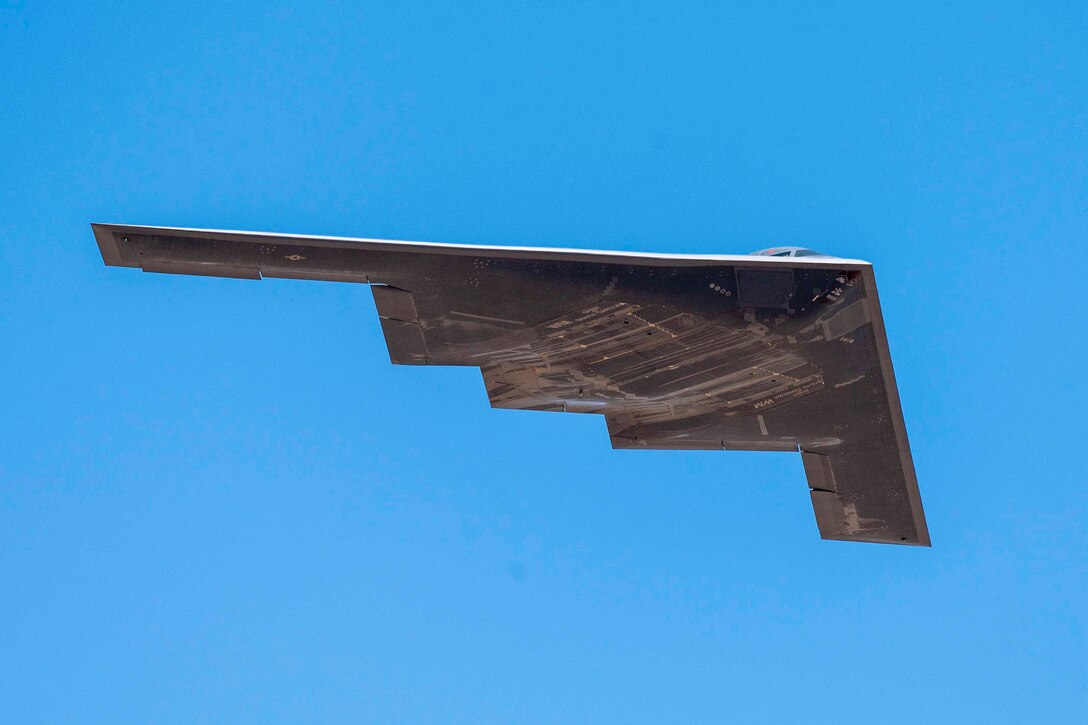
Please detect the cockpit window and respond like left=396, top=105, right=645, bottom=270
left=750, top=247, right=829, bottom=257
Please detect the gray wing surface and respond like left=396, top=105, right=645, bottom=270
left=92, top=223, right=929, bottom=546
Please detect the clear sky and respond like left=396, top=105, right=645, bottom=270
left=2, top=2, right=1086, bottom=722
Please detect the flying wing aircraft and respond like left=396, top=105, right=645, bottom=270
left=92, top=223, right=929, bottom=546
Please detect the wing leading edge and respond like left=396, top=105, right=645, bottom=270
left=92, top=223, right=929, bottom=546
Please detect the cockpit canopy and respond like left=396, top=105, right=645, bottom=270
left=750, top=246, right=827, bottom=258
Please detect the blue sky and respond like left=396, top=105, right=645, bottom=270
left=2, top=2, right=1086, bottom=722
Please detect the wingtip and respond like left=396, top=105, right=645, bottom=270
left=90, top=221, right=126, bottom=267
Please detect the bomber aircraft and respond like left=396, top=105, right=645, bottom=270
left=93, top=224, right=929, bottom=546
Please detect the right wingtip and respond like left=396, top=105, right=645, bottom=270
left=90, top=222, right=126, bottom=267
